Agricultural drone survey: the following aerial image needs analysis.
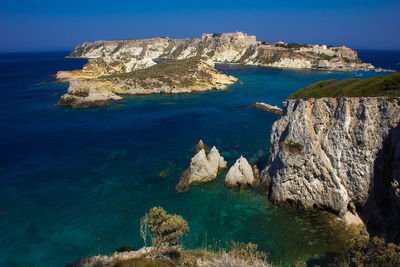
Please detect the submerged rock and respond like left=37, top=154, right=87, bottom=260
left=176, top=145, right=227, bottom=191
left=224, top=156, right=257, bottom=188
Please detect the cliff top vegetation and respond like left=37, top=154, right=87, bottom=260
left=289, top=73, right=400, bottom=99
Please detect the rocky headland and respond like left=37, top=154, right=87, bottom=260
left=56, top=57, right=237, bottom=108
left=260, top=73, right=400, bottom=241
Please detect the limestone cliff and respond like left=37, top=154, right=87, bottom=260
left=67, top=32, right=375, bottom=73
left=260, top=76, right=400, bottom=240
left=57, top=57, right=237, bottom=108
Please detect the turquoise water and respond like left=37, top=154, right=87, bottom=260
left=0, top=52, right=395, bottom=266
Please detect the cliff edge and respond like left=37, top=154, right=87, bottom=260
left=261, top=73, right=400, bottom=241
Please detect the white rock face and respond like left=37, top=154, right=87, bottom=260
left=224, top=156, right=256, bottom=188
left=176, top=146, right=227, bottom=191
left=68, top=32, right=374, bottom=73
left=261, top=97, right=400, bottom=222
left=270, top=58, right=313, bottom=69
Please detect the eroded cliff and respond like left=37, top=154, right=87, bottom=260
left=261, top=74, right=400, bottom=241
left=67, top=32, right=375, bottom=73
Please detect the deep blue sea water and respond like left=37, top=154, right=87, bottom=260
left=0, top=51, right=398, bottom=267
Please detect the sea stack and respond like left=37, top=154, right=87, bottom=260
left=176, top=144, right=227, bottom=191
left=224, top=156, right=257, bottom=188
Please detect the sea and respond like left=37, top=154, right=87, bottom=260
left=0, top=50, right=399, bottom=267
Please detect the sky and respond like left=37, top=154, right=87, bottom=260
left=0, top=0, right=399, bottom=52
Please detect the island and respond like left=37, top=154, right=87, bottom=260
left=57, top=57, right=237, bottom=108
left=56, top=32, right=384, bottom=108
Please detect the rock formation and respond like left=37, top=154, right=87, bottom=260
left=67, top=32, right=375, bottom=72
left=224, top=156, right=257, bottom=188
left=251, top=102, right=283, bottom=115
left=195, top=140, right=210, bottom=153
left=57, top=57, right=237, bottom=108
left=176, top=145, right=227, bottom=191
left=261, top=95, right=400, bottom=240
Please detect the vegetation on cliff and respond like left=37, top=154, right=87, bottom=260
left=102, top=57, right=215, bottom=84
left=289, top=73, right=400, bottom=99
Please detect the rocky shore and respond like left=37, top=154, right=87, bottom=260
left=56, top=57, right=237, bottom=108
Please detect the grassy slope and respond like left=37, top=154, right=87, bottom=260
left=102, top=57, right=209, bottom=80
left=99, top=57, right=216, bottom=89
left=288, top=73, right=400, bottom=100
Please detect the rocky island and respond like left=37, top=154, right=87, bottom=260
left=260, top=73, right=400, bottom=241
left=66, top=32, right=376, bottom=72
left=56, top=32, right=383, bottom=108
left=57, top=57, right=237, bottom=108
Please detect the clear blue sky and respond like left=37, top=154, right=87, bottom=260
left=1, top=0, right=399, bottom=52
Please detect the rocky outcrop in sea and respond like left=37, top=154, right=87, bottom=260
left=261, top=96, right=400, bottom=241
left=224, top=156, right=257, bottom=188
left=176, top=144, right=227, bottom=191
left=251, top=102, right=283, bottom=115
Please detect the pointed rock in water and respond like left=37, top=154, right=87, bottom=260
left=224, top=156, right=257, bottom=188
left=196, top=140, right=210, bottom=153
left=176, top=146, right=227, bottom=191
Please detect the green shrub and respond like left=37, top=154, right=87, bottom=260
left=289, top=73, right=400, bottom=99
left=141, top=206, right=189, bottom=254
left=115, top=246, right=134, bottom=253
left=335, top=236, right=400, bottom=266
left=280, top=141, right=303, bottom=155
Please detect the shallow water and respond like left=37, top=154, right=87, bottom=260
left=0, top=51, right=395, bottom=266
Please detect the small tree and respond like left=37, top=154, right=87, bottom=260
left=140, top=206, right=189, bottom=254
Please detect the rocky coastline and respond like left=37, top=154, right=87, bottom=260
left=67, top=32, right=378, bottom=72
left=260, top=73, right=400, bottom=241
left=56, top=57, right=237, bottom=108
left=55, top=32, right=395, bottom=108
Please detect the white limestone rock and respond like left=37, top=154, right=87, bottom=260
left=261, top=97, right=400, bottom=223
left=224, top=156, right=256, bottom=188
left=176, top=145, right=227, bottom=191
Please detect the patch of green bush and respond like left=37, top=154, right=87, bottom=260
left=335, top=236, right=400, bottom=266
left=280, top=141, right=303, bottom=155
left=276, top=43, right=311, bottom=49
left=115, top=246, right=134, bottom=253
left=141, top=206, right=189, bottom=255
left=288, top=73, right=400, bottom=99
